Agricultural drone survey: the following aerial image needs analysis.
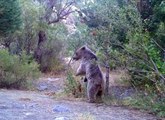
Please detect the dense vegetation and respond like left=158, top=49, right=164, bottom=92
left=0, top=0, right=22, bottom=36
left=0, top=0, right=164, bottom=117
left=0, top=50, right=40, bottom=89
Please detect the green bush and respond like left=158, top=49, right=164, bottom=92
left=38, top=40, right=65, bottom=73
left=124, top=93, right=165, bottom=117
left=0, top=0, right=21, bottom=36
left=96, top=49, right=127, bottom=70
left=64, top=70, right=86, bottom=98
left=125, top=31, right=165, bottom=90
left=34, top=24, right=67, bottom=73
left=0, top=50, right=40, bottom=89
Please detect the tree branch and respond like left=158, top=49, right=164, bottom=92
left=47, top=1, right=76, bottom=24
left=152, top=39, right=165, bottom=52
left=48, top=10, right=75, bottom=24
left=150, top=57, right=165, bottom=82
left=59, top=1, right=75, bottom=16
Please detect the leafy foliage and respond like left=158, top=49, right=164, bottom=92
left=35, top=24, right=67, bottom=73
left=0, top=0, right=68, bottom=74
left=17, top=0, right=45, bottom=54
left=65, top=1, right=165, bottom=114
left=0, top=50, right=40, bottom=89
left=125, top=31, right=165, bottom=87
left=124, top=93, right=165, bottom=117
left=64, top=70, right=85, bottom=98
left=0, top=0, right=164, bottom=115
left=71, top=0, right=165, bottom=91
left=66, top=24, right=94, bottom=55
left=0, top=0, right=22, bottom=36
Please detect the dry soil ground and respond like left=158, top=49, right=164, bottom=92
left=0, top=74, right=161, bottom=120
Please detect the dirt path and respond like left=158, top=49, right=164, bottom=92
left=0, top=89, right=159, bottom=120
left=0, top=75, right=161, bottom=120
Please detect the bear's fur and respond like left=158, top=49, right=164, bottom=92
left=73, top=45, right=104, bottom=103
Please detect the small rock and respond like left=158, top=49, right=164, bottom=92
left=53, top=105, right=70, bottom=113
left=29, top=103, right=39, bottom=108
left=23, top=112, right=37, bottom=120
left=12, top=103, right=25, bottom=109
left=37, top=84, right=48, bottom=91
left=47, top=78, right=60, bottom=83
left=0, top=105, right=8, bottom=109
left=44, top=92, right=56, bottom=96
left=19, top=98, right=31, bottom=101
left=55, top=117, right=69, bottom=120
left=24, top=112, right=34, bottom=116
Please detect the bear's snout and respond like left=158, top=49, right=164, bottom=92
left=73, top=56, right=79, bottom=60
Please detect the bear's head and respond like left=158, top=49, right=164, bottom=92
left=73, top=46, right=86, bottom=60
left=73, top=45, right=97, bottom=60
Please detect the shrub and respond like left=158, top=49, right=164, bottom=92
left=34, top=30, right=65, bottom=73
left=0, top=50, right=40, bottom=89
left=39, top=49, right=65, bottom=73
left=40, top=52, right=65, bottom=73
left=125, top=32, right=165, bottom=91
left=96, top=49, right=127, bottom=70
left=124, top=92, right=165, bottom=117
left=64, top=70, right=86, bottom=98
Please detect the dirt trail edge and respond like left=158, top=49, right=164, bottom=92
left=0, top=89, right=160, bottom=120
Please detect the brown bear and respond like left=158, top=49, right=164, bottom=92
left=73, top=45, right=104, bottom=103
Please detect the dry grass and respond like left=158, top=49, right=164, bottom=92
left=75, top=113, right=96, bottom=120
left=53, top=90, right=86, bottom=102
left=108, top=70, right=131, bottom=86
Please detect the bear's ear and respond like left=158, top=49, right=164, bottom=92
left=81, top=46, right=86, bottom=50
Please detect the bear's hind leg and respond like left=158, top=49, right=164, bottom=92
left=87, top=83, right=100, bottom=103
left=96, top=88, right=103, bottom=103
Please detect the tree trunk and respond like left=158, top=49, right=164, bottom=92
left=34, top=30, right=46, bottom=64
left=105, top=65, right=110, bottom=96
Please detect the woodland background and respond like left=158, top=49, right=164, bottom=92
left=0, top=0, right=164, bottom=117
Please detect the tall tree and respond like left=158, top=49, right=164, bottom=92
left=0, top=0, right=22, bottom=36
left=34, top=0, right=75, bottom=65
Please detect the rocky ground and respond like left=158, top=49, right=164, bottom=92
left=0, top=75, right=162, bottom=120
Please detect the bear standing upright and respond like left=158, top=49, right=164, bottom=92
left=73, top=45, right=104, bottom=103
